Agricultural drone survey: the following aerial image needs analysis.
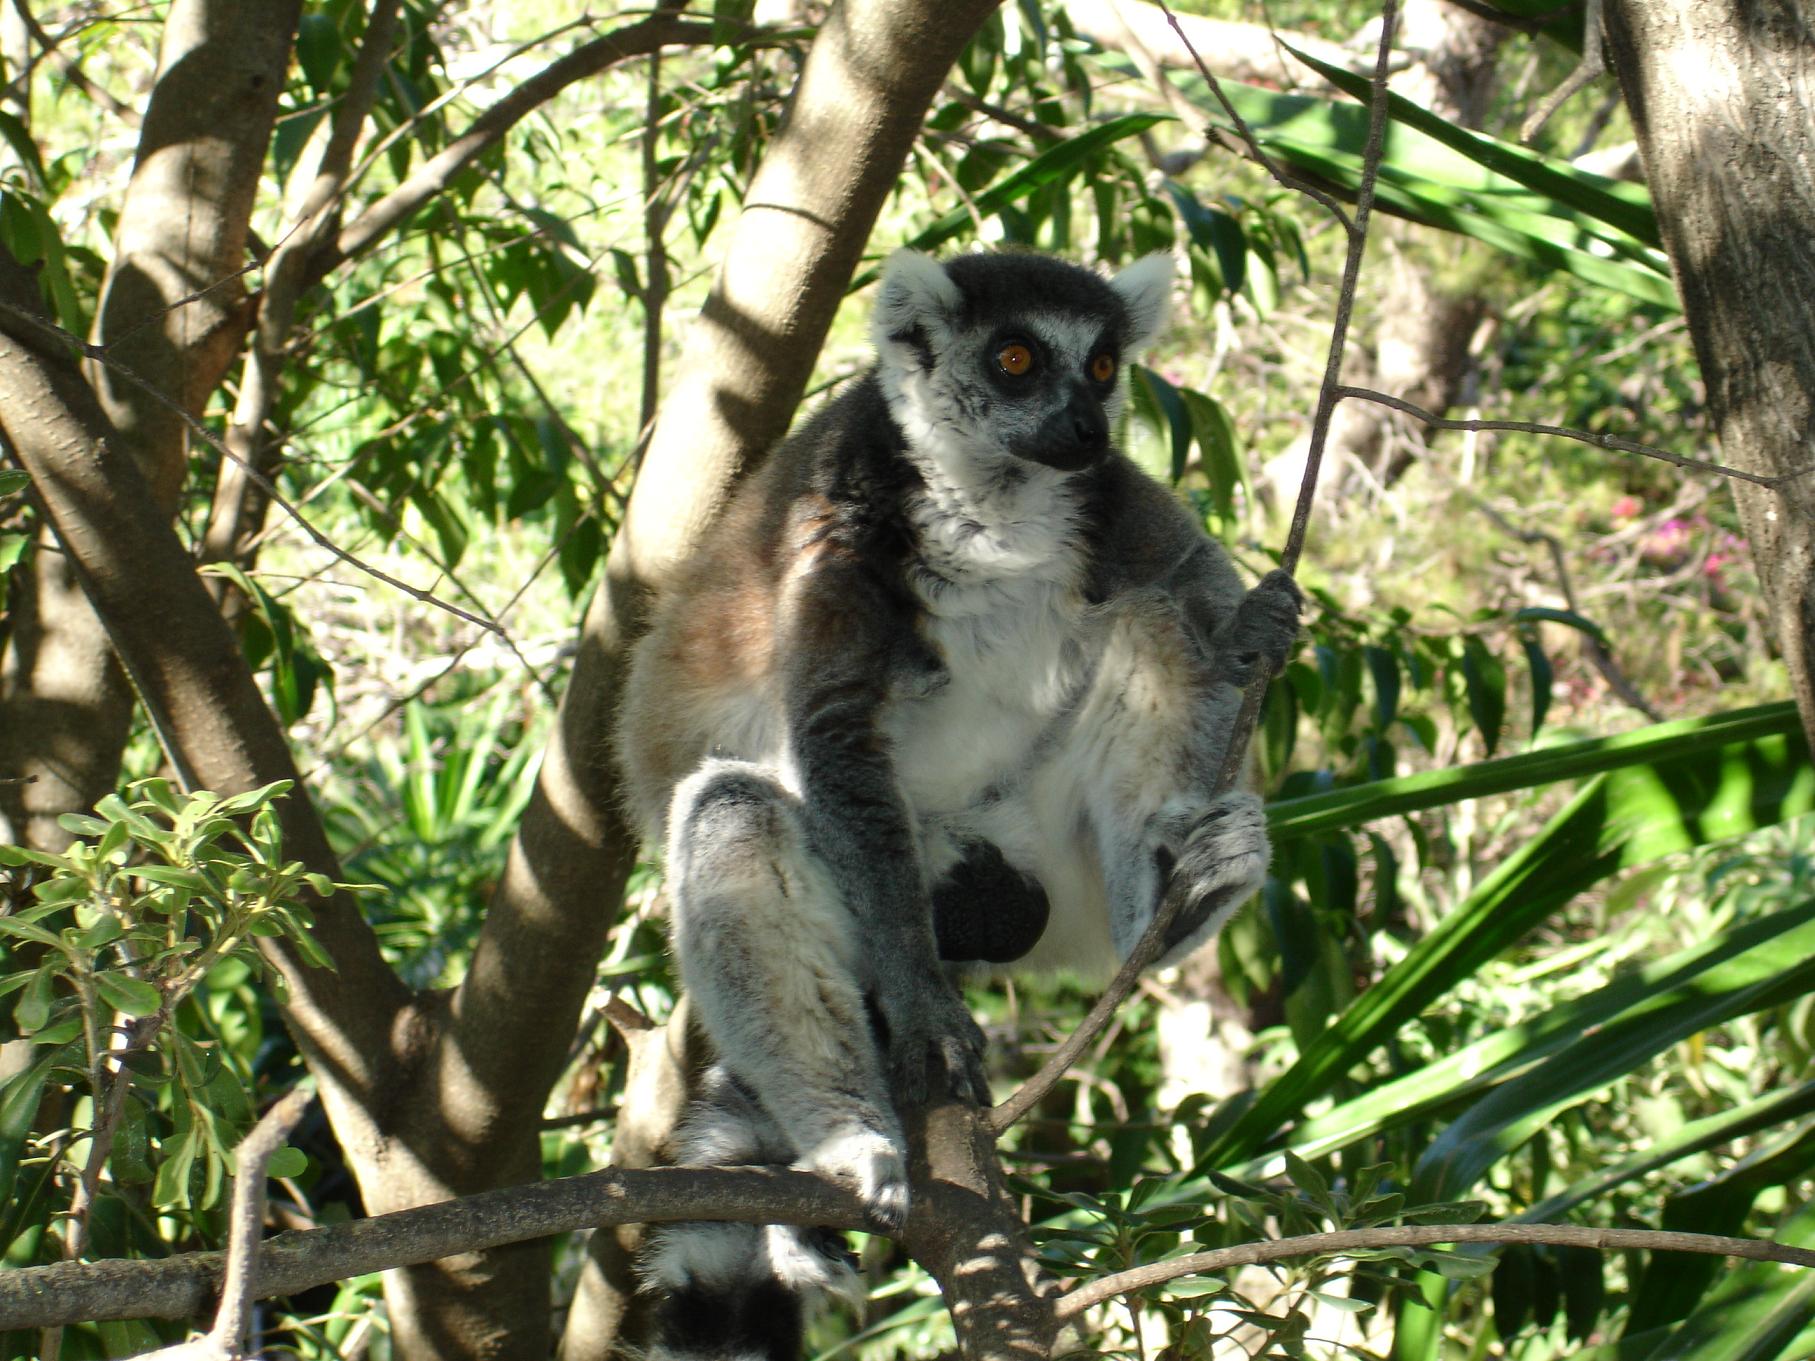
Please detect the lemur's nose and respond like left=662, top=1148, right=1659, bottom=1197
left=1067, top=387, right=1106, bottom=446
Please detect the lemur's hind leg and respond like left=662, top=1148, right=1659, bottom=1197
left=666, top=759, right=908, bottom=1227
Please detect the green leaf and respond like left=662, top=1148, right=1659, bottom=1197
left=111, top=1092, right=155, bottom=1186
left=1521, top=636, right=1554, bottom=740
left=0, top=1042, right=69, bottom=1209
left=1164, top=180, right=1245, bottom=294
left=1209, top=707, right=1814, bottom=1168
left=214, top=780, right=295, bottom=817
left=0, top=114, right=46, bottom=192
left=0, top=843, right=69, bottom=869
left=14, top=964, right=57, bottom=1033
left=1411, top=900, right=1815, bottom=1200
left=295, top=12, right=343, bottom=94
left=265, top=1145, right=308, bottom=1180
left=1461, top=636, right=1506, bottom=756
left=94, top=972, right=163, bottom=1018
left=0, top=916, right=64, bottom=948
left=72, top=913, right=125, bottom=951
left=1179, top=388, right=1244, bottom=515
left=852, top=114, right=1169, bottom=287
left=1513, top=605, right=1611, bottom=647
left=126, top=865, right=211, bottom=894
left=153, top=1126, right=199, bottom=1209
left=1130, top=365, right=1192, bottom=483
left=1364, top=645, right=1400, bottom=728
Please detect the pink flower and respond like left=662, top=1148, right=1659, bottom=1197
left=1610, top=495, right=1642, bottom=520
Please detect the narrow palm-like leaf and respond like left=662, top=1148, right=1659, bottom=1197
left=850, top=113, right=1168, bottom=287
left=1203, top=713, right=1813, bottom=1167
left=1283, top=43, right=1659, bottom=246
left=1626, top=1122, right=1815, bottom=1332
left=1576, top=1202, right=1815, bottom=1361
left=1238, top=917, right=1815, bottom=1176
left=1268, top=703, right=1803, bottom=841
left=1411, top=903, right=1815, bottom=1200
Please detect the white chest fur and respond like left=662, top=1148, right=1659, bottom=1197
left=883, top=444, right=1096, bottom=818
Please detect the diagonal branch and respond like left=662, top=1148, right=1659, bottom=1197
left=1059, top=1222, right=1815, bottom=1318
left=302, top=14, right=732, bottom=291
left=126, top=1090, right=313, bottom=1361
left=200, top=0, right=404, bottom=572
left=0, top=253, right=408, bottom=1109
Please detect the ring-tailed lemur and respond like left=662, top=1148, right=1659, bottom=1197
left=615, top=249, right=1301, bottom=1359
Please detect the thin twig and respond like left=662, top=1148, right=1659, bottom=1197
left=1156, top=0, right=1352, bottom=231
left=126, top=1089, right=311, bottom=1360
left=992, top=0, right=1401, bottom=1137
left=1520, top=0, right=1605, bottom=144
left=1058, top=1221, right=1815, bottom=1318
left=1471, top=496, right=1662, bottom=722
left=1338, top=385, right=1799, bottom=489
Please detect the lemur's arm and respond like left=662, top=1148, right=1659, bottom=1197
left=777, top=540, right=989, bottom=1106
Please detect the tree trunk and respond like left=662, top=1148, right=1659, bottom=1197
left=0, top=0, right=297, bottom=848
left=1601, top=0, right=1815, bottom=749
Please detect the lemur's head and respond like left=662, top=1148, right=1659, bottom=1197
left=872, top=249, right=1173, bottom=474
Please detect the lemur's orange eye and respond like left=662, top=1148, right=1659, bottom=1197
left=1089, top=352, right=1116, bottom=383
left=997, top=342, right=1035, bottom=376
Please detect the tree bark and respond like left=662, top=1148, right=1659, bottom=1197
left=0, top=0, right=298, bottom=849
left=1601, top=0, right=1815, bottom=749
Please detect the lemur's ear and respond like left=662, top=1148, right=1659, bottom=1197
left=873, top=250, right=963, bottom=359
left=1110, top=254, right=1174, bottom=355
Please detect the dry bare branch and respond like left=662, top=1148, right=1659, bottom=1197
left=1060, top=1222, right=1815, bottom=1318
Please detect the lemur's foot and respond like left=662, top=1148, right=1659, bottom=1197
left=1155, top=791, right=1271, bottom=959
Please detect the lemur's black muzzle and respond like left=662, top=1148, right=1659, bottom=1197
left=1024, top=384, right=1108, bottom=471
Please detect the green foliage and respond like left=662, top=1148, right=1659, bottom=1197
left=320, top=693, right=542, bottom=986
left=0, top=781, right=346, bottom=1354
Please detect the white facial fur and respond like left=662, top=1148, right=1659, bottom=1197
left=871, top=250, right=1175, bottom=476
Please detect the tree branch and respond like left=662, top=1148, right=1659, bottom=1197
left=1338, top=384, right=1802, bottom=490
left=0, top=250, right=409, bottom=1114
left=0, top=1166, right=871, bottom=1332
left=127, top=1091, right=312, bottom=1361
left=1058, top=1222, right=1815, bottom=1318
left=304, top=14, right=730, bottom=290
left=1155, top=0, right=1353, bottom=230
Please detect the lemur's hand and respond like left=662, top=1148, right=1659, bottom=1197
left=1213, top=568, right=1303, bottom=688
left=878, top=970, right=989, bottom=1108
